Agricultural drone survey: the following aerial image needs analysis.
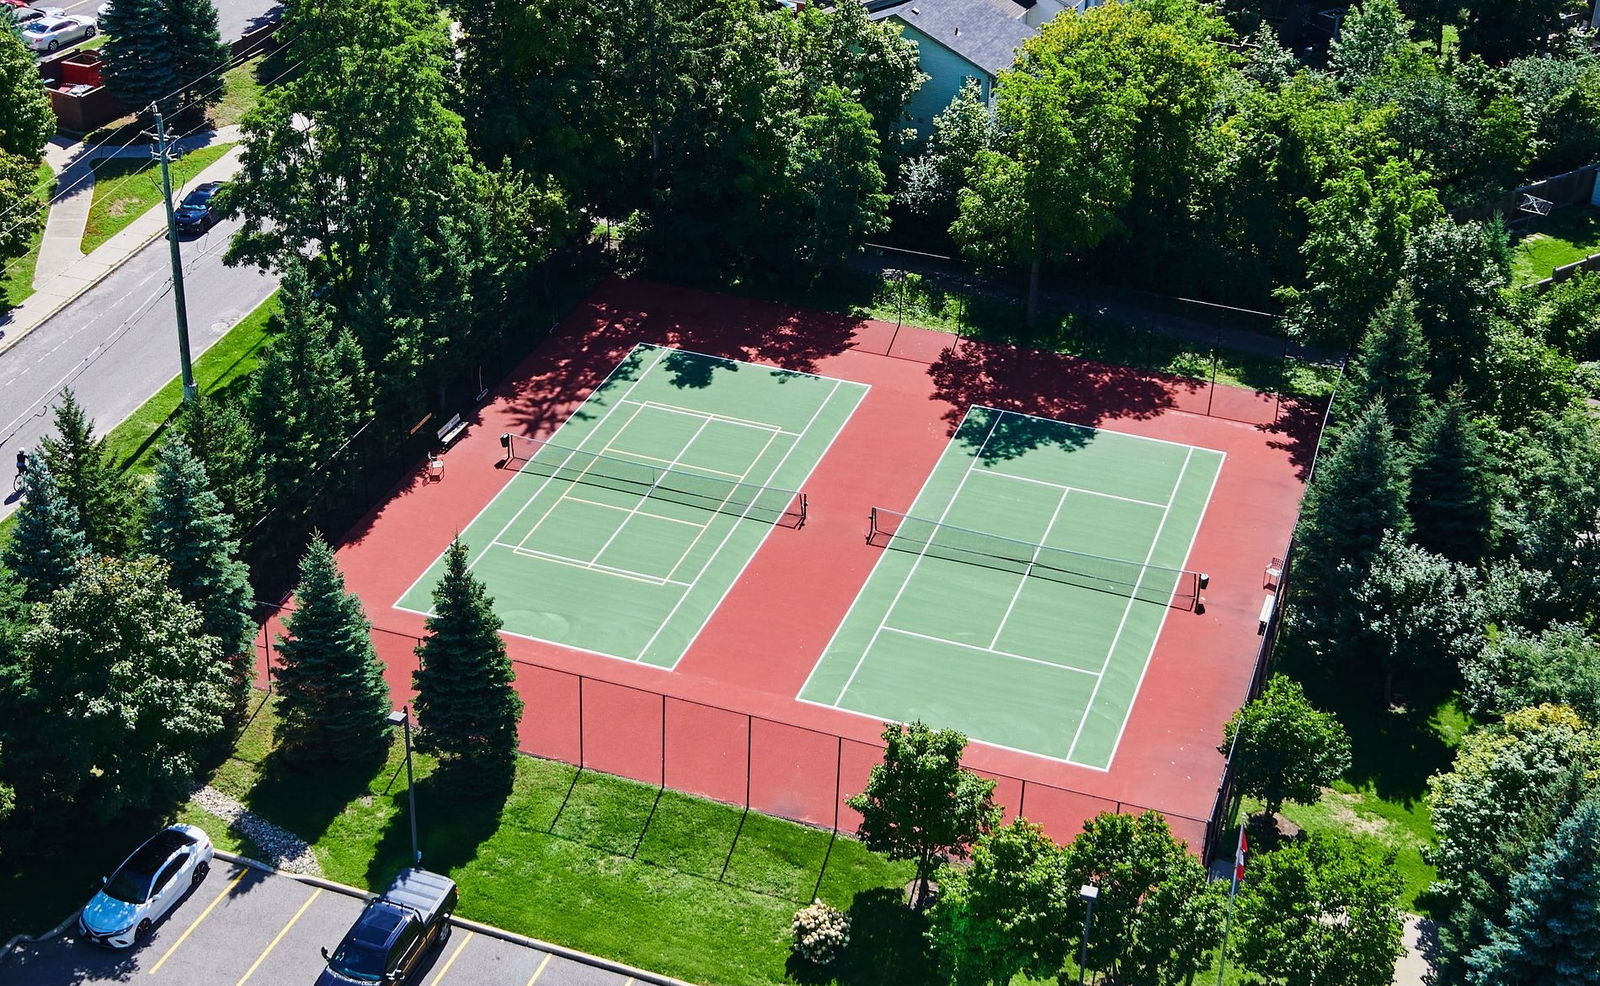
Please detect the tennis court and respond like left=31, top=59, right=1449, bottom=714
left=397, top=343, right=867, bottom=668
left=799, top=406, right=1223, bottom=770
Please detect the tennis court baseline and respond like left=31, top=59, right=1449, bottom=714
left=397, top=344, right=868, bottom=669
left=799, top=406, right=1223, bottom=769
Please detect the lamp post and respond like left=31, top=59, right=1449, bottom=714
left=1078, top=884, right=1099, bottom=985
left=387, top=707, right=421, bottom=865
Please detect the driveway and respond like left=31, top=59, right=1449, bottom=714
left=1, top=859, right=672, bottom=986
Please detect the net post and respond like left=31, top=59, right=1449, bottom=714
left=866, top=506, right=877, bottom=544
left=799, top=492, right=807, bottom=528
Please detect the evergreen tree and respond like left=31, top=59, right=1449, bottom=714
left=1291, top=399, right=1411, bottom=644
left=1, top=459, right=90, bottom=603
left=1401, top=218, right=1507, bottom=395
left=175, top=389, right=263, bottom=530
left=273, top=534, right=391, bottom=764
left=99, top=0, right=180, bottom=116
left=1344, top=288, right=1432, bottom=444
left=1408, top=391, right=1496, bottom=563
left=412, top=539, right=522, bottom=786
left=164, top=0, right=231, bottom=114
left=38, top=390, right=141, bottom=555
left=144, top=436, right=255, bottom=722
left=1466, top=796, right=1600, bottom=985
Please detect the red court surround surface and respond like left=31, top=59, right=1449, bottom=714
left=292, top=278, right=1317, bottom=851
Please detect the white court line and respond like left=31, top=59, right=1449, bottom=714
left=598, top=447, right=746, bottom=480
left=619, top=398, right=797, bottom=436
left=988, top=485, right=1070, bottom=651
left=585, top=414, right=717, bottom=566
left=977, top=403, right=1212, bottom=453
left=797, top=405, right=989, bottom=701
left=662, top=424, right=785, bottom=583
left=493, top=541, right=693, bottom=587
left=970, top=467, right=1168, bottom=510
left=563, top=494, right=708, bottom=530
left=639, top=341, right=844, bottom=383
left=1100, top=448, right=1225, bottom=769
left=829, top=410, right=1003, bottom=706
left=640, top=377, right=851, bottom=666
left=881, top=626, right=1100, bottom=677
left=513, top=399, right=654, bottom=551
left=1065, top=446, right=1195, bottom=764
left=393, top=343, right=667, bottom=610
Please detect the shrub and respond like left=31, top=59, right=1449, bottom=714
left=791, top=899, right=851, bottom=967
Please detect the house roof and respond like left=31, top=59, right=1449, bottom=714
left=866, top=0, right=1037, bottom=78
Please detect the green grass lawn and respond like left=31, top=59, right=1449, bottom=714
left=0, top=162, right=55, bottom=312
left=166, top=693, right=910, bottom=986
left=1511, top=206, right=1600, bottom=286
left=757, top=268, right=1338, bottom=401
left=213, top=43, right=302, bottom=129
left=79, top=142, right=236, bottom=254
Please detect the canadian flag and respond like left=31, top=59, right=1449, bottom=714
left=1233, top=826, right=1249, bottom=886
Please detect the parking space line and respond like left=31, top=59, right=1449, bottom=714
left=424, top=931, right=474, bottom=985
left=523, top=953, right=552, bottom=986
left=234, top=888, right=321, bottom=984
left=147, top=867, right=249, bottom=976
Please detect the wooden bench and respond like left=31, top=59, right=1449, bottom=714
left=436, top=413, right=468, bottom=449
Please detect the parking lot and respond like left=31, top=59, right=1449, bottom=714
left=0, top=858, right=664, bottom=986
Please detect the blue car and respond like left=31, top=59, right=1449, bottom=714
left=174, top=181, right=224, bottom=234
left=79, top=824, right=214, bottom=948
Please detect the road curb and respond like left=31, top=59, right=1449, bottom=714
left=212, top=850, right=700, bottom=986
left=0, top=908, right=81, bottom=963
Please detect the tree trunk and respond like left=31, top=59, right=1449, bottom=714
left=1026, top=253, right=1041, bottom=332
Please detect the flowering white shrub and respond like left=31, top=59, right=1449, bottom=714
left=791, top=899, right=850, bottom=967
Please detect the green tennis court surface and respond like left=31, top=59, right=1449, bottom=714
left=398, top=344, right=867, bottom=668
left=799, top=407, right=1223, bottom=769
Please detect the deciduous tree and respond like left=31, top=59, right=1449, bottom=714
left=1462, top=624, right=1600, bottom=724
left=273, top=534, right=391, bottom=764
left=1220, top=676, right=1352, bottom=818
left=847, top=720, right=1001, bottom=909
left=1354, top=533, right=1483, bottom=703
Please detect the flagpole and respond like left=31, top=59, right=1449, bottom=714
left=1217, top=824, right=1247, bottom=986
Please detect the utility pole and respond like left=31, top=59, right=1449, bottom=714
left=148, top=103, right=197, bottom=402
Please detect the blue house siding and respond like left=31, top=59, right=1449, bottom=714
left=901, top=24, right=992, bottom=135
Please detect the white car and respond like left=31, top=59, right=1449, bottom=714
left=20, top=12, right=94, bottom=52
left=79, top=824, right=214, bottom=948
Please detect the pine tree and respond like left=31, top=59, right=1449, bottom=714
left=1, top=459, right=89, bottom=603
left=273, top=534, right=391, bottom=763
left=1466, top=796, right=1600, bottom=985
left=412, top=539, right=522, bottom=787
left=1408, top=391, right=1496, bottom=563
left=164, top=0, right=231, bottom=113
left=175, top=389, right=263, bottom=529
left=99, top=0, right=180, bottom=116
left=38, top=390, right=140, bottom=555
left=1292, top=399, right=1411, bottom=644
left=144, top=436, right=255, bottom=667
left=1344, top=288, right=1432, bottom=444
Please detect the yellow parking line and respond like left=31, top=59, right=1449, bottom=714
left=524, top=953, right=553, bottom=986
left=235, top=888, right=322, bottom=984
left=147, top=867, right=248, bottom=976
left=424, top=930, right=473, bottom=985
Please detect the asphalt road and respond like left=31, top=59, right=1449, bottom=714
left=0, top=217, right=277, bottom=520
left=0, top=859, right=647, bottom=986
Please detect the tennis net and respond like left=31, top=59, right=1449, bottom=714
left=502, top=433, right=807, bottom=527
left=866, top=507, right=1207, bottom=608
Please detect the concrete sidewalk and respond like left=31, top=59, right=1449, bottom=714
left=0, top=126, right=245, bottom=357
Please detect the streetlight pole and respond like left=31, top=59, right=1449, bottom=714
left=1078, top=884, right=1098, bottom=985
left=387, top=707, right=420, bottom=865
left=147, top=104, right=197, bottom=403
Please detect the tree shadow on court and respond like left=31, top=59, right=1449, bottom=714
left=659, top=348, right=740, bottom=389
left=928, top=342, right=1177, bottom=460
left=247, top=741, right=394, bottom=859
left=366, top=758, right=515, bottom=889
left=1263, top=395, right=1332, bottom=482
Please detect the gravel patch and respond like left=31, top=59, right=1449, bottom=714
left=190, top=786, right=322, bottom=876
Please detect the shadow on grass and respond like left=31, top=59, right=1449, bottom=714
left=246, top=741, right=392, bottom=851
left=830, top=887, right=936, bottom=986
left=366, top=757, right=514, bottom=889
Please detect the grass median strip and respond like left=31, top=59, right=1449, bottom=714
left=80, top=142, right=236, bottom=254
